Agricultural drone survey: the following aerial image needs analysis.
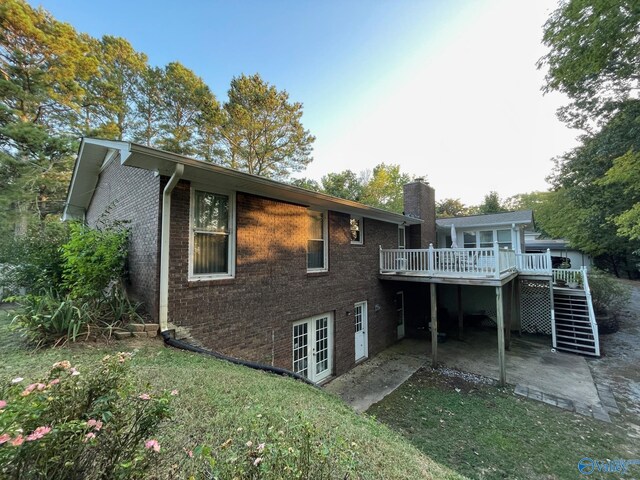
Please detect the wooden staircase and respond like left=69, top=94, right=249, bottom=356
left=552, top=269, right=600, bottom=356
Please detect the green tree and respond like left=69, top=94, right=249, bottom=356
left=0, top=0, right=93, bottom=230
left=289, top=177, right=321, bottom=192
left=157, top=62, right=218, bottom=156
left=547, top=100, right=640, bottom=276
left=473, top=191, right=507, bottom=215
left=131, top=66, right=164, bottom=146
left=218, top=73, right=315, bottom=179
left=321, top=170, right=362, bottom=201
left=79, top=35, right=147, bottom=139
left=539, top=0, right=640, bottom=128
left=598, top=150, right=640, bottom=240
left=359, top=164, right=414, bottom=213
left=436, top=198, right=468, bottom=218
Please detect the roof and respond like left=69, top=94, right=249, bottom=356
left=64, top=138, right=422, bottom=226
left=436, top=210, right=534, bottom=229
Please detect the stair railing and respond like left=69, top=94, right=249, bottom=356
left=580, top=267, right=600, bottom=356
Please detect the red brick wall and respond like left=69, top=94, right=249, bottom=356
left=166, top=179, right=401, bottom=377
left=86, top=159, right=161, bottom=319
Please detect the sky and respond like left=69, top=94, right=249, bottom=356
left=32, top=0, right=578, bottom=205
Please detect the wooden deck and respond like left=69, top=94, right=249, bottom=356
left=379, top=245, right=551, bottom=286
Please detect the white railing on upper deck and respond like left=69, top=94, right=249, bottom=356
left=515, top=251, right=552, bottom=274
left=379, top=244, right=518, bottom=279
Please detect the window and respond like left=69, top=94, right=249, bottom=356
left=398, top=226, right=406, bottom=249
left=463, top=231, right=477, bottom=248
left=307, top=210, right=327, bottom=271
left=350, top=216, right=363, bottom=244
left=497, top=229, right=512, bottom=249
left=190, top=189, right=234, bottom=278
left=479, top=230, right=493, bottom=248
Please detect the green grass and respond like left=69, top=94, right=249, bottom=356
left=0, top=308, right=462, bottom=479
left=368, top=368, right=639, bottom=480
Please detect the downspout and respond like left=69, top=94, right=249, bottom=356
left=159, top=164, right=184, bottom=332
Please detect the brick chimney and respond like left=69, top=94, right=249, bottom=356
left=403, top=179, right=436, bottom=248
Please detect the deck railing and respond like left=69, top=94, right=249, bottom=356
left=380, top=245, right=552, bottom=279
left=515, top=251, right=552, bottom=274
left=379, top=244, right=519, bottom=279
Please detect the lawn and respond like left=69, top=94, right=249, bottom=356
left=368, top=368, right=639, bottom=480
left=0, top=308, right=462, bottom=479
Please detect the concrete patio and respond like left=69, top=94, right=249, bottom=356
left=326, top=329, right=610, bottom=419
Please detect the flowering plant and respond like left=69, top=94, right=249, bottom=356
left=0, top=352, right=174, bottom=479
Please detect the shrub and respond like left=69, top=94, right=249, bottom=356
left=0, top=353, right=174, bottom=479
left=62, top=221, right=130, bottom=299
left=0, top=219, right=70, bottom=296
left=10, top=290, right=93, bottom=347
left=588, top=268, right=631, bottom=315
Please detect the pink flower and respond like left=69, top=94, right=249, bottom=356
left=171, top=389, right=179, bottom=396
left=11, top=377, right=23, bottom=384
left=84, top=432, right=96, bottom=442
left=20, top=384, right=37, bottom=396
left=184, top=448, right=193, bottom=458
left=0, top=434, right=10, bottom=444
left=11, top=435, right=24, bottom=447
left=145, top=439, right=160, bottom=452
left=253, top=457, right=263, bottom=467
left=26, top=426, right=52, bottom=441
left=257, top=442, right=265, bottom=453
left=70, top=368, right=80, bottom=376
left=48, top=378, right=60, bottom=387
left=0, top=400, right=7, bottom=409
left=36, top=383, right=46, bottom=391
left=87, top=419, right=103, bottom=431
left=138, top=393, right=151, bottom=400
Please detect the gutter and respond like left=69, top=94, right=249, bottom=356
left=159, top=164, right=184, bottom=332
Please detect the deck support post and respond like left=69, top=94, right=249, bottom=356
left=496, top=285, right=506, bottom=386
left=457, top=285, right=463, bottom=340
left=430, top=283, right=437, bottom=368
left=505, top=281, right=513, bottom=351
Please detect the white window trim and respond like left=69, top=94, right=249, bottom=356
left=350, top=215, right=364, bottom=245
left=307, top=209, right=328, bottom=272
left=459, top=228, right=514, bottom=250
left=188, top=185, right=236, bottom=281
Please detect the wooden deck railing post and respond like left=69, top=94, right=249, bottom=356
left=428, top=243, right=434, bottom=275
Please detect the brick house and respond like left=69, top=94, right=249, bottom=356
left=64, top=138, right=435, bottom=382
left=65, top=138, right=600, bottom=386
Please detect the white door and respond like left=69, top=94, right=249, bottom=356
left=396, top=291, right=405, bottom=339
left=292, top=313, right=333, bottom=382
left=354, top=301, right=368, bottom=361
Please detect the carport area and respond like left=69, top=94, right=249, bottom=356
left=327, top=330, right=608, bottom=419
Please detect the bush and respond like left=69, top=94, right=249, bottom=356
left=11, top=287, right=142, bottom=347
left=11, top=290, right=93, bottom=347
left=0, top=219, right=70, bottom=296
left=588, top=268, right=631, bottom=315
left=62, top=221, right=129, bottom=299
left=0, top=353, right=174, bottom=479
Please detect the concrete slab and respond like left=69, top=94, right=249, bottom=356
left=429, top=329, right=602, bottom=409
left=324, top=339, right=428, bottom=413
